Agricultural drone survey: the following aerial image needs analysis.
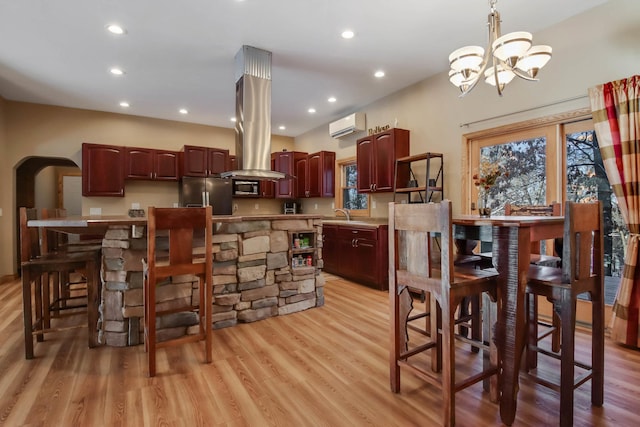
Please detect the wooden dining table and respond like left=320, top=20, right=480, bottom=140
left=453, top=214, right=564, bottom=426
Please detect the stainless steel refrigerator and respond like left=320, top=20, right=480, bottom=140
left=179, top=176, right=232, bottom=215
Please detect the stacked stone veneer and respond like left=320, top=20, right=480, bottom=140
left=99, top=217, right=325, bottom=347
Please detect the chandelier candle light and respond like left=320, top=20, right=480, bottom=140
left=448, top=0, right=552, bottom=96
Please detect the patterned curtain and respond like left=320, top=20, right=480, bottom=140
left=588, top=75, right=640, bottom=347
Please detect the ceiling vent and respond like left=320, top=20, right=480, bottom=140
left=329, top=112, right=365, bottom=139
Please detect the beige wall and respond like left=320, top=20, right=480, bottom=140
left=295, top=0, right=640, bottom=219
left=1, top=102, right=294, bottom=277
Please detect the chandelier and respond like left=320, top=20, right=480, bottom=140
left=448, top=0, right=552, bottom=96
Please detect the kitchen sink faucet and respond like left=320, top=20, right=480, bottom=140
left=333, top=208, right=351, bottom=221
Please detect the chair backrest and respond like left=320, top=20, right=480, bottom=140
left=19, top=207, right=41, bottom=262
left=389, top=200, right=453, bottom=288
left=561, top=201, right=603, bottom=286
left=505, top=202, right=561, bottom=216
left=146, top=206, right=213, bottom=281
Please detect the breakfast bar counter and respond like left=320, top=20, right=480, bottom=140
left=29, top=214, right=325, bottom=347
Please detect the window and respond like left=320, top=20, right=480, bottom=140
left=465, top=111, right=628, bottom=300
left=468, top=125, right=557, bottom=215
left=336, top=157, right=369, bottom=217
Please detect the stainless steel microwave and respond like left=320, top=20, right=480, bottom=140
left=233, top=180, right=259, bottom=196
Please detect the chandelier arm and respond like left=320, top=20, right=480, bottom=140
left=494, top=60, right=503, bottom=96
left=489, top=7, right=504, bottom=96
left=458, top=9, right=496, bottom=97
left=511, top=67, right=538, bottom=81
left=458, top=57, right=489, bottom=97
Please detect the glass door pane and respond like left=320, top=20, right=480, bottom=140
left=565, top=127, right=628, bottom=280
left=479, top=137, right=547, bottom=215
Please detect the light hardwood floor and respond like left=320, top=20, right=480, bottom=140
left=1, top=274, right=638, bottom=426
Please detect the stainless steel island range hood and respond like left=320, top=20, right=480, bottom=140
left=221, top=46, right=286, bottom=181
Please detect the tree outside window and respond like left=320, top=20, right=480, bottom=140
left=336, top=158, right=369, bottom=216
left=343, top=162, right=368, bottom=210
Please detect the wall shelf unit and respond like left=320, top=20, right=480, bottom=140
left=393, top=153, right=444, bottom=204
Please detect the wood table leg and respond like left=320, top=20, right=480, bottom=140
left=493, top=225, right=530, bottom=426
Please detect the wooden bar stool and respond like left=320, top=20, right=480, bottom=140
left=389, top=200, right=499, bottom=427
left=40, top=208, right=101, bottom=321
left=524, top=201, right=604, bottom=427
left=19, top=207, right=101, bottom=359
left=143, top=206, right=213, bottom=377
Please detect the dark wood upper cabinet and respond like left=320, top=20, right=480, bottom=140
left=295, top=156, right=307, bottom=198
left=125, top=147, right=179, bottom=181
left=356, top=128, right=410, bottom=193
left=207, top=148, right=229, bottom=175
left=305, top=151, right=335, bottom=198
left=229, top=155, right=238, bottom=171
left=272, top=150, right=307, bottom=199
left=182, top=145, right=229, bottom=177
left=82, top=143, right=125, bottom=197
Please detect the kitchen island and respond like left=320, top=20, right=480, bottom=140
left=29, top=214, right=325, bottom=347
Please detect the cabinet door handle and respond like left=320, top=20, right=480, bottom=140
left=354, top=238, right=358, bottom=248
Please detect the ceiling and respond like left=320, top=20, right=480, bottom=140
left=0, top=0, right=607, bottom=137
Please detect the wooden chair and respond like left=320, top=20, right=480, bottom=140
left=143, top=206, right=213, bottom=377
left=389, top=200, right=499, bottom=427
left=19, top=207, right=101, bottom=359
left=40, top=208, right=101, bottom=320
left=524, top=201, right=604, bottom=427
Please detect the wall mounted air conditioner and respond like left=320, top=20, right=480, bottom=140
left=329, top=112, right=365, bottom=139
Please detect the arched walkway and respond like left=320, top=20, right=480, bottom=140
left=14, top=156, right=78, bottom=272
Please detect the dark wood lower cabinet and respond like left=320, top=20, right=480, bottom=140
left=322, top=224, right=388, bottom=290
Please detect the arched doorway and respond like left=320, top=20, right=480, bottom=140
left=15, top=156, right=79, bottom=272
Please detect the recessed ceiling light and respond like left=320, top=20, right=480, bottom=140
left=374, top=70, right=385, bottom=78
left=110, top=67, right=124, bottom=75
left=179, top=108, right=188, bottom=114
left=279, top=125, right=286, bottom=130
left=106, top=24, right=126, bottom=35
left=230, top=117, right=237, bottom=122
left=119, top=101, right=129, bottom=108
left=341, top=30, right=355, bottom=39
left=328, top=97, right=337, bottom=103
left=308, top=108, right=316, bottom=114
